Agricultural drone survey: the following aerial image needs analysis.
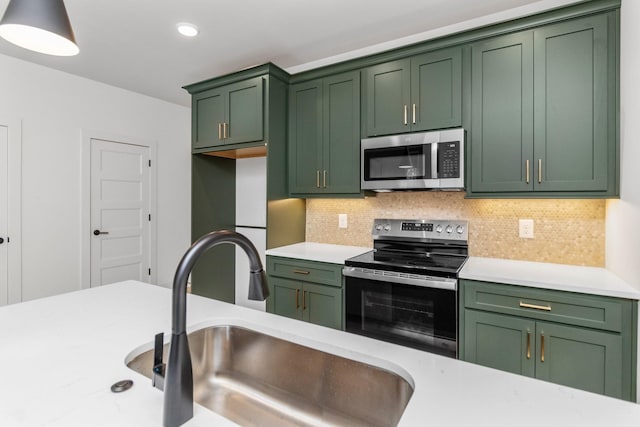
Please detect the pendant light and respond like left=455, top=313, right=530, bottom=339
left=0, top=0, right=79, bottom=56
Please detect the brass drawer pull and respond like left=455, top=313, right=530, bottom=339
left=519, top=301, right=551, bottom=312
left=292, top=269, right=310, bottom=275
left=540, top=334, right=545, bottom=363
left=526, top=331, right=531, bottom=359
left=296, top=288, right=300, bottom=309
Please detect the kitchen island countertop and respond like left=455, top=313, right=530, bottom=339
left=2, top=281, right=640, bottom=427
left=461, top=256, right=640, bottom=299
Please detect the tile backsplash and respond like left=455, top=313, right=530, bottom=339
left=305, top=192, right=605, bottom=267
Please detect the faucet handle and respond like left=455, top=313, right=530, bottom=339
left=152, top=332, right=166, bottom=391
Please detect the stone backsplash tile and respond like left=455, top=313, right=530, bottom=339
left=305, top=192, right=605, bottom=267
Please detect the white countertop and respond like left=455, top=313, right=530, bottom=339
left=265, top=242, right=371, bottom=264
left=461, top=257, right=640, bottom=299
left=1, top=281, right=640, bottom=426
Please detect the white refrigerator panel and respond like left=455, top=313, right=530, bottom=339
left=235, top=227, right=266, bottom=311
left=236, top=157, right=266, bottom=227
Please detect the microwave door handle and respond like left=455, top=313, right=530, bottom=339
left=431, top=142, right=439, bottom=179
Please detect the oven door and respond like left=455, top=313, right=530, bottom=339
left=343, top=269, right=457, bottom=358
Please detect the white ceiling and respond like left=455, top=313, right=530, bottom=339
left=0, top=0, right=585, bottom=107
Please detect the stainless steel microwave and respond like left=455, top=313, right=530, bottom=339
left=361, top=128, right=465, bottom=191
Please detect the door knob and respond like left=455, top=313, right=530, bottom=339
left=93, top=229, right=109, bottom=236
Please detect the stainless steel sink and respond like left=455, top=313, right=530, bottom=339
left=127, top=325, right=413, bottom=427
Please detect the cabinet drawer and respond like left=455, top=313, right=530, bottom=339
left=462, top=280, right=624, bottom=332
left=266, top=256, right=343, bottom=287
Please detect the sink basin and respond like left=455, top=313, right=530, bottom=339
left=127, top=325, right=413, bottom=427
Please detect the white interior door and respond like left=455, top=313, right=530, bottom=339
left=0, top=125, right=8, bottom=305
left=90, top=138, right=150, bottom=287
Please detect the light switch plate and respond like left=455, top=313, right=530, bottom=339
left=338, top=214, right=348, bottom=229
left=519, top=219, right=534, bottom=239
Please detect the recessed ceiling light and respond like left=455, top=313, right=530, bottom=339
left=176, top=22, right=198, bottom=37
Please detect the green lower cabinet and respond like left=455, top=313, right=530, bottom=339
left=460, top=279, right=636, bottom=401
left=535, top=321, right=623, bottom=397
left=465, top=310, right=624, bottom=398
left=464, top=310, right=535, bottom=377
left=266, top=256, right=343, bottom=330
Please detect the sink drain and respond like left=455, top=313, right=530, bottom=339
left=110, top=379, right=134, bottom=393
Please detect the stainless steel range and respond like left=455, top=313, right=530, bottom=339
left=343, top=219, right=468, bottom=358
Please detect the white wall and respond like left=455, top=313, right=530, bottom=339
left=0, top=53, right=191, bottom=301
left=606, top=0, right=640, bottom=289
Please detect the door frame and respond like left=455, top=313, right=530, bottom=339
left=80, top=130, right=158, bottom=289
left=1, top=118, right=22, bottom=304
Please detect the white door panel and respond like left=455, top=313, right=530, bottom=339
left=235, top=227, right=266, bottom=311
left=236, top=157, right=266, bottom=227
left=90, top=139, right=150, bottom=287
left=0, top=125, right=8, bottom=305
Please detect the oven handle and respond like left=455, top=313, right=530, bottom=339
left=342, top=266, right=457, bottom=291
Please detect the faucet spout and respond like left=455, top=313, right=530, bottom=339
left=163, top=230, right=269, bottom=427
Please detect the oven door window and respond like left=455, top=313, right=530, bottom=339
left=345, top=277, right=456, bottom=357
left=363, top=143, right=431, bottom=181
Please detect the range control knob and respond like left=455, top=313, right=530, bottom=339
left=435, top=225, right=443, bottom=233
left=375, top=224, right=383, bottom=231
left=456, top=225, right=465, bottom=234
left=383, top=224, right=391, bottom=232
left=446, top=225, right=453, bottom=234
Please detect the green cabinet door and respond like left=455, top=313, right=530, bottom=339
left=193, top=88, right=226, bottom=149
left=225, top=77, right=264, bottom=145
left=289, top=71, right=361, bottom=196
left=267, top=277, right=302, bottom=321
left=191, top=76, right=264, bottom=150
left=535, top=322, right=623, bottom=398
left=411, top=47, right=462, bottom=131
left=302, top=282, right=342, bottom=330
left=533, top=14, right=612, bottom=192
left=365, top=59, right=411, bottom=136
left=322, top=71, right=361, bottom=194
left=470, top=31, right=534, bottom=193
left=289, top=79, right=323, bottom=194
left=464, top=310, right=535, bottom=377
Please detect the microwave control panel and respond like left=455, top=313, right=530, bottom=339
left=437, top=141, right=460, bottom=178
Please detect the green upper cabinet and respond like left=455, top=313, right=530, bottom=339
left=191, top=76, right=264, bottom=150
left=468, top=12, right=618, bottom=197
left=364, top=47, right=462, bottom=137
left=289, top=70, right=361, bottom=197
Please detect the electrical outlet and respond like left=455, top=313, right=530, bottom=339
left=338, top=214, right=348, bottom=229
left=519, top=219, right=534, bottom=239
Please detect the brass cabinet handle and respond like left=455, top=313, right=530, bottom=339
left=218, top=123, right=222, bottom=140
left=412, top=103, right=417, bottom=124
left=403, top=105, right=408, bottom=125
left=519, top=301, right=551, bottom=312
left=316, top=170, right=320, bottom=188
left=303, top=290, right=307, bottom=310
left=540, top=334, right=545, bottom=363
left=295, top=288, right=300, bottom=309
left=223, top=122, right=228, bottom=139
left=292, top=269, right=310, bottom=275
left=526, top=160, right=530, bottom=184
left=526, top=331, right=531, bottom=359
left=538, top=159, right=542, bottom=184
left=323, top=170, right=327, bottom=188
